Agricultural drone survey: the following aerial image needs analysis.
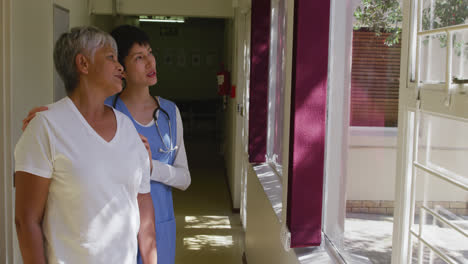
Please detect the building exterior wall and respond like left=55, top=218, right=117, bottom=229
left=347, top=129, right=467, bottom=216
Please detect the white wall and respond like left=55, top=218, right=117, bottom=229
left=12, top=0, right=54, bottom=146
left=91, top=0, right=234, bottom=18
left=11, top=0, right=93, bottom=144
left=54, top=0, right=92, bottom=27
left=224, top=98, right=239, bottom=208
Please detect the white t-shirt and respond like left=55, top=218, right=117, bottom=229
left=14, top=97, right=151, bottom=264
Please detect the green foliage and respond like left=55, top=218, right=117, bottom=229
left=421, top=0, right=468, bottom=59
left=422, top=0, right=468, bottom=30
left=353, top=0, right=403, bottom=46
left=354, top=0, right=468, bottom=57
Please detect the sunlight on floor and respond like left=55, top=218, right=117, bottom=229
left=183, top=235, right=234, bottom=251
left=345, top=217, right=393, bottom=253
left=184, top=215, right=232, bottom=229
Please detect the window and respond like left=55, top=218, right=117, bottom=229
left=266, top=0, right=287, bottom=176
left=324, top=0, right=403, bottom=262
left=393, top=0, right=468, bottom=263
left=326, top=0, right=468, bottom=262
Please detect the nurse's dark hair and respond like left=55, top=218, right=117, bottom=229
left=110, top=25, right=151, bottom=68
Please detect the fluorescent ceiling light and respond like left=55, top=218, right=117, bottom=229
left=139, top=16, right=185, bottom=23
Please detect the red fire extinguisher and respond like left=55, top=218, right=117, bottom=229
left=217, top=64, right=230, bottom=96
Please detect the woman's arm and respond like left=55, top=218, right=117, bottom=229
left=151, top=107, right=191, bottom=190
left=15, top=171, right=51, bottom=264
left=137, top=193, right=157, bottom=264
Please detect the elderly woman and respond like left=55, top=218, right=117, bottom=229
left=14, top=26, right=157, bottom=264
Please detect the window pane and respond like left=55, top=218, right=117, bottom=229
left=420, top=33, right=447, bottom=84
left=421, top=0, right=468, bottom=31
left=412, top=169, right=467, bottom=234
left=410, top=234, right=453, bottom=264
left=410, top=0, right=419, bottom=82
left=338, top=0, right=404, bottom=262
left=266, top=0, right=286, bottom=174
left=350, top=30, right=400, bottom=127
left=409, top=112, right=468, bottom=263
left=452, top=30, right=468, bottom=83
left=417, top=112, right=468, bottom=181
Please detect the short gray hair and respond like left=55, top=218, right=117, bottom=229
left=53, top=26, right=118, bottom=94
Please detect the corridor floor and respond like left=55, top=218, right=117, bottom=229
left=172, top=136, right=245, bottom=264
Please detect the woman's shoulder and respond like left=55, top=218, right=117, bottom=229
left=23, top=97, right=73, bottom=136
left=37, top=97, right=73, bottom=121
left=113, top=108, right=133, bottom=125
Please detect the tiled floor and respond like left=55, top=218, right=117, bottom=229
left=173, top=135, right=245, bottom=264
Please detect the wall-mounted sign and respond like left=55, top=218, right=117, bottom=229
left=160, top=27, right=178, bottom=37
left=191, top=54, right=201, bottom=67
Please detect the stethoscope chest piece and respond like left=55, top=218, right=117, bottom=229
left=152, top=100, right=177, bottom=154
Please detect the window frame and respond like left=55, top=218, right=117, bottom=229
left=393, top=0, right=468, bottom=263
left=322, top=0, right=358, bottom=259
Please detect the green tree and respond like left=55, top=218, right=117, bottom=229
left=353, top=0, right=403, bottom=46
left=422, top=0, right=468, bottom=30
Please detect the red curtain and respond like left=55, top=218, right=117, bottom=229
left=287, top=0, right=330, bottom=247
left=248, top=0, right=270, bottom=163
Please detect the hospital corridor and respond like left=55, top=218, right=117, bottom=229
left=1, top=0, right=468, bottom=263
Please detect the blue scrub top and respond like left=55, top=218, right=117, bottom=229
left=106, top=95, right=177, bottom=264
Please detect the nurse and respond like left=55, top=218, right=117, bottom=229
left=22, top=25, right=191, bottom=264
left=109, top=25, right=191, bottom=264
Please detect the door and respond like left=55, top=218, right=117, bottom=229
left=1, top=0, right=14, bottom=262
left=392, top=0, right=468, bottom=263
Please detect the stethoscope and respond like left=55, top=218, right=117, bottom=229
left=113, top=93, right=178, bottom=153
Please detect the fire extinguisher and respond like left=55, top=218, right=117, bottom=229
left=217, top=64, right=230, bottom=96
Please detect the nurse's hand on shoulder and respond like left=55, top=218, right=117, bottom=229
left=22, top=106, right=49, bottom=131
left=139, top=134, right=153, bottom=171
